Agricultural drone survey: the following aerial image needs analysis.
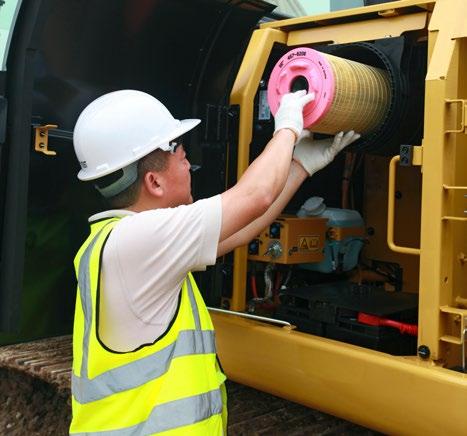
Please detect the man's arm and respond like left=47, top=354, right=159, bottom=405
left=218, top=160, right=307, bottom=257
left=217, top=130, right=361, bottom=257
left=218, top=91, right=314, bottom=244
left=219, top=129, right=295, bottom=242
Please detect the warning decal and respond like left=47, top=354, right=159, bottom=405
left=298, top=236, right=320, bottom=251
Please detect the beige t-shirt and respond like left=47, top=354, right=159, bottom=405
left=89, top=195, right=222, bottom=352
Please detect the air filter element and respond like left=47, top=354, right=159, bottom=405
left=267, top=47, right=391, bottom=135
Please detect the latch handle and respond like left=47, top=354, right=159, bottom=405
left=445, top=99, right=467, bottom=134
left=387, top=155, right=421, bottom=255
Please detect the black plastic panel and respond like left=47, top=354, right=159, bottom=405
left=0, top=0, right=272, bottom=338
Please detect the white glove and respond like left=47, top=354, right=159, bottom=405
left=274, top=90, right=315, bottom=139
left=293, top=130, right=361, bottom=176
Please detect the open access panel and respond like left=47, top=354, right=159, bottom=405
left=211, top=1, right=467, bottom=434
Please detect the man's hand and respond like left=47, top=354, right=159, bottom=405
left=293, top=130, right=361, bottom=176
left=274, top=90, right=315, bottom=139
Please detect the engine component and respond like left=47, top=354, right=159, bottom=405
left=247, top=215, right=327, bottom=264
left=299, top=205, right=365, bottom=273
left=261, top=37, right=426, bottom=155
left=276, top=282, right=418, bottom=355
left=267, top=47, right=391, bottom=135
left=324, top=38, right=426, bottom=155
left=264, top=240, right=283, bottom=259
left=357, top=312, right=418, bottom=336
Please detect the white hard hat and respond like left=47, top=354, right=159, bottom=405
left=73, top=90, right=200, bottom=181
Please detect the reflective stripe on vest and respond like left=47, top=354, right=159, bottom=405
left=73, top=328, right=216, bottom=403
left=71, top=219, right=225, bottom=435
left=72, top=389, right=223, bottom=436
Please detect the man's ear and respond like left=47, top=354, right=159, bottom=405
left=143, top=171, right=165, bottom=198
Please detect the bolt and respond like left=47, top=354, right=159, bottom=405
left=395, top=191, right=402, bottom=199
left=418, top=345, right=430, bottom=359
left=458, top=252, right=467, bottom=264
left=366, top=227, right=375, bottom=236
left=265, top=240, right=282, bottom=258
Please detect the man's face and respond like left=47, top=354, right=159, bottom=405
left=163, top=145, right=193, bottom=206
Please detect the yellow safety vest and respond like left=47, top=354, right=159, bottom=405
left=70, top=218, right=227, bottom=435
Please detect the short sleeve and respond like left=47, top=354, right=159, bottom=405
left=101, top=195, right=221, bottom=323
left=192, top=195, right=222, bottom=270
left=115, top=194, right=221, bottom=271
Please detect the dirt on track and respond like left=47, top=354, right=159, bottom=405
left=0, top=336, right=378, bottom=435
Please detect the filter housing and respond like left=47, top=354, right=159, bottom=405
left=267, top=47, right=391, bottom=135
left=264, top=36, right=426, bottom=155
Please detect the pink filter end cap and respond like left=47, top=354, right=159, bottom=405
left=267, top=47, right=335, bottom=129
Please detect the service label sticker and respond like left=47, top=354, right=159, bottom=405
left=258, top=90, right=271, bottom=121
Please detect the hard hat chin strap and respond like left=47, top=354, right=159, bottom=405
left=95, top=161, right=138, bottom=198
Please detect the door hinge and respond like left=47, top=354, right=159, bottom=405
left=34, top=124, right=58, bottom=156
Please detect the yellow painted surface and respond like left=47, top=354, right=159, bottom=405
left=387, top=156, right=421, bottom=256
left=287, top=12, right=428, bottom=46
left=247, top=215, right=327, bottom=265
left=363, top=155, right=422, bottom=292
left=419, top=0, right=467, bottom=360
left=229, top=28, right=286, bottom=311
left=261, top=0, right=434, bottom=30
left=223, top=0, right=467, bottom=432
left=213, top=312, right=467, bottom=436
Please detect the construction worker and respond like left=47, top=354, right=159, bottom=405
left=69, top=89, right=359, bottom=435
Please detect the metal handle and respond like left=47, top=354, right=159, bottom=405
left=445, top=99, right=467, bottom=133
left=387, top=156, right=421, bottom=255
left=208, top=307, right=292, bottom=327
left=463, top=326, right=467, bottom=372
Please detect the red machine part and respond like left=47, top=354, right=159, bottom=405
left=358, top=312, right=418, bottom=336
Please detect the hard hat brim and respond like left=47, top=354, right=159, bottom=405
left=78, top=118, right=201, bottom=181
